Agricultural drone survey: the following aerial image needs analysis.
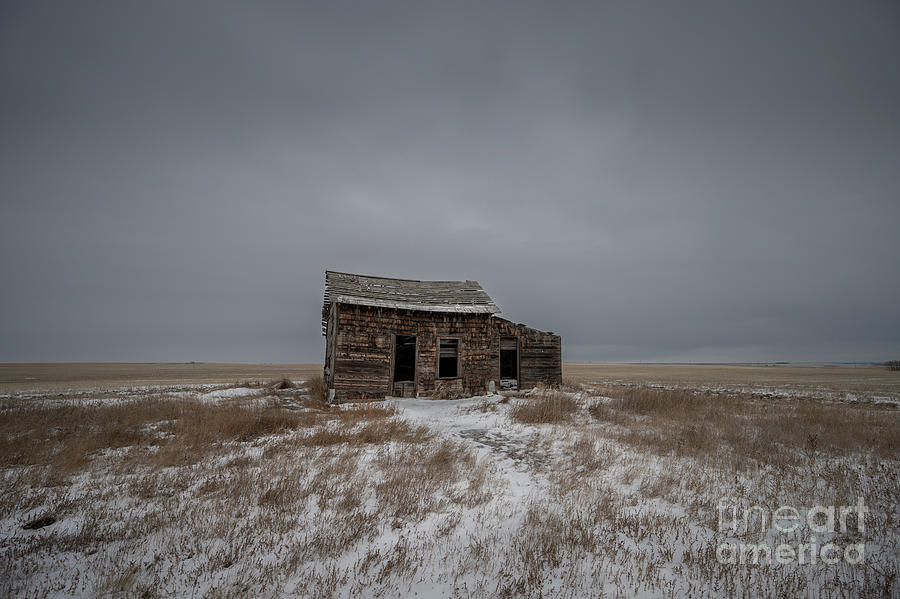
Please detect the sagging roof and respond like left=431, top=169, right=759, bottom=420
left=322, top=270, right=500, bottom=332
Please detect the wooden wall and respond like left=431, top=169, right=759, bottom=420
left=325, top=304, right=561, bottom=402
left=491, top=317, right=563, bottom=389
left=323, top=303, right=338, bottom=393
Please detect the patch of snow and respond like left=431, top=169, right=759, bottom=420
left=198, top=387, right=260, bottom=402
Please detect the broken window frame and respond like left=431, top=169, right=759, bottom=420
left=438, top=338, right=460, bottom=379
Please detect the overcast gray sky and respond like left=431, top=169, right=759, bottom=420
left=1, top=1, right=898, bottom=363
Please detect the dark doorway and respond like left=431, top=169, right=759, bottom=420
left=500, top=336, right=518, bottom=390
left=393, top=335, right=416, bottom=382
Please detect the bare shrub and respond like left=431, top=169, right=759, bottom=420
left=509, top=390, right=577, bottom=424
left=271, top=376, right=295, bottom=390
left=430, top=381, right=464, bottom=400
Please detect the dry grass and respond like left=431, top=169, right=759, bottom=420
left=509, top=389, right=577, bottom=424
left=271, top=376, right=296, bottom=390
left=305, top=374, right=327, bottom=405
left=0, top=398, right=322, bottom=479
left=291, top=415, right=432, bottom=449
left=3, top=368, right=899, bottom=598
left=563, top=363, right=900, bottom=399
left=374, top=438, right=495, bottom=517
left=0, top=387, right=497, bottom=598
left=589, top=386, right=900, bottom=462
left=0, top=393, right=419, bottom=490
left=430, top=381, right=467, bottom=400
left=506, top=383, right=900, bottom=598
left=0, top=362, right=324, bottom=394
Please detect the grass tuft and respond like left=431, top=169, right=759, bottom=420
left=306, top=374, right=327, bottom=405
left=272, top=376, right=296, bottom=390
left=509, top=390, right=577, bottom=424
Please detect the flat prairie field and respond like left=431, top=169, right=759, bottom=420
left=0, top=362, right=323, bottom=394
left=2, top=361, right=896, bottom=397
left=1, top=363, right=898, bottom=597
left=564, top=362, right=900, bottom=400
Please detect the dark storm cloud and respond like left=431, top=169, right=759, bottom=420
left=1, top=1, right=898, bottom=362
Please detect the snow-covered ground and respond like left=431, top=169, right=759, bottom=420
left=394, top=396, right=550, bottom=500
left=1, top=384, right=898, bottom=597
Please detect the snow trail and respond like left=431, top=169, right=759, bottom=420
left=392, top=396, right=547, bottom=499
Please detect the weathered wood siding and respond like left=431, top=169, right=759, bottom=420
left=323, top=303, right=338, bottom=391
left=491, top=317, right=562, bottom=389
left=327, top=305, right=561, bottom=401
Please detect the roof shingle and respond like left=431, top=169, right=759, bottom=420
left=322, top=270, right=500, bottom=332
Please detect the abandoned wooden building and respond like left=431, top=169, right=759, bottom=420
left=322, top=270, right=562, bottom=402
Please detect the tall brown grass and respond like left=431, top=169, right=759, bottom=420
left=0, top=398, right=325, bottom=478
left=0, top=396, right=410, bottom=480
left=306, top=374, right=327, bottom=405
left=589, top=386, right=900, bottom=462
left=509, top=390, right=577, bottom=424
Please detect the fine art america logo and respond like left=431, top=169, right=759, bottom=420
left=716, top=497, right=867, bottom=565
